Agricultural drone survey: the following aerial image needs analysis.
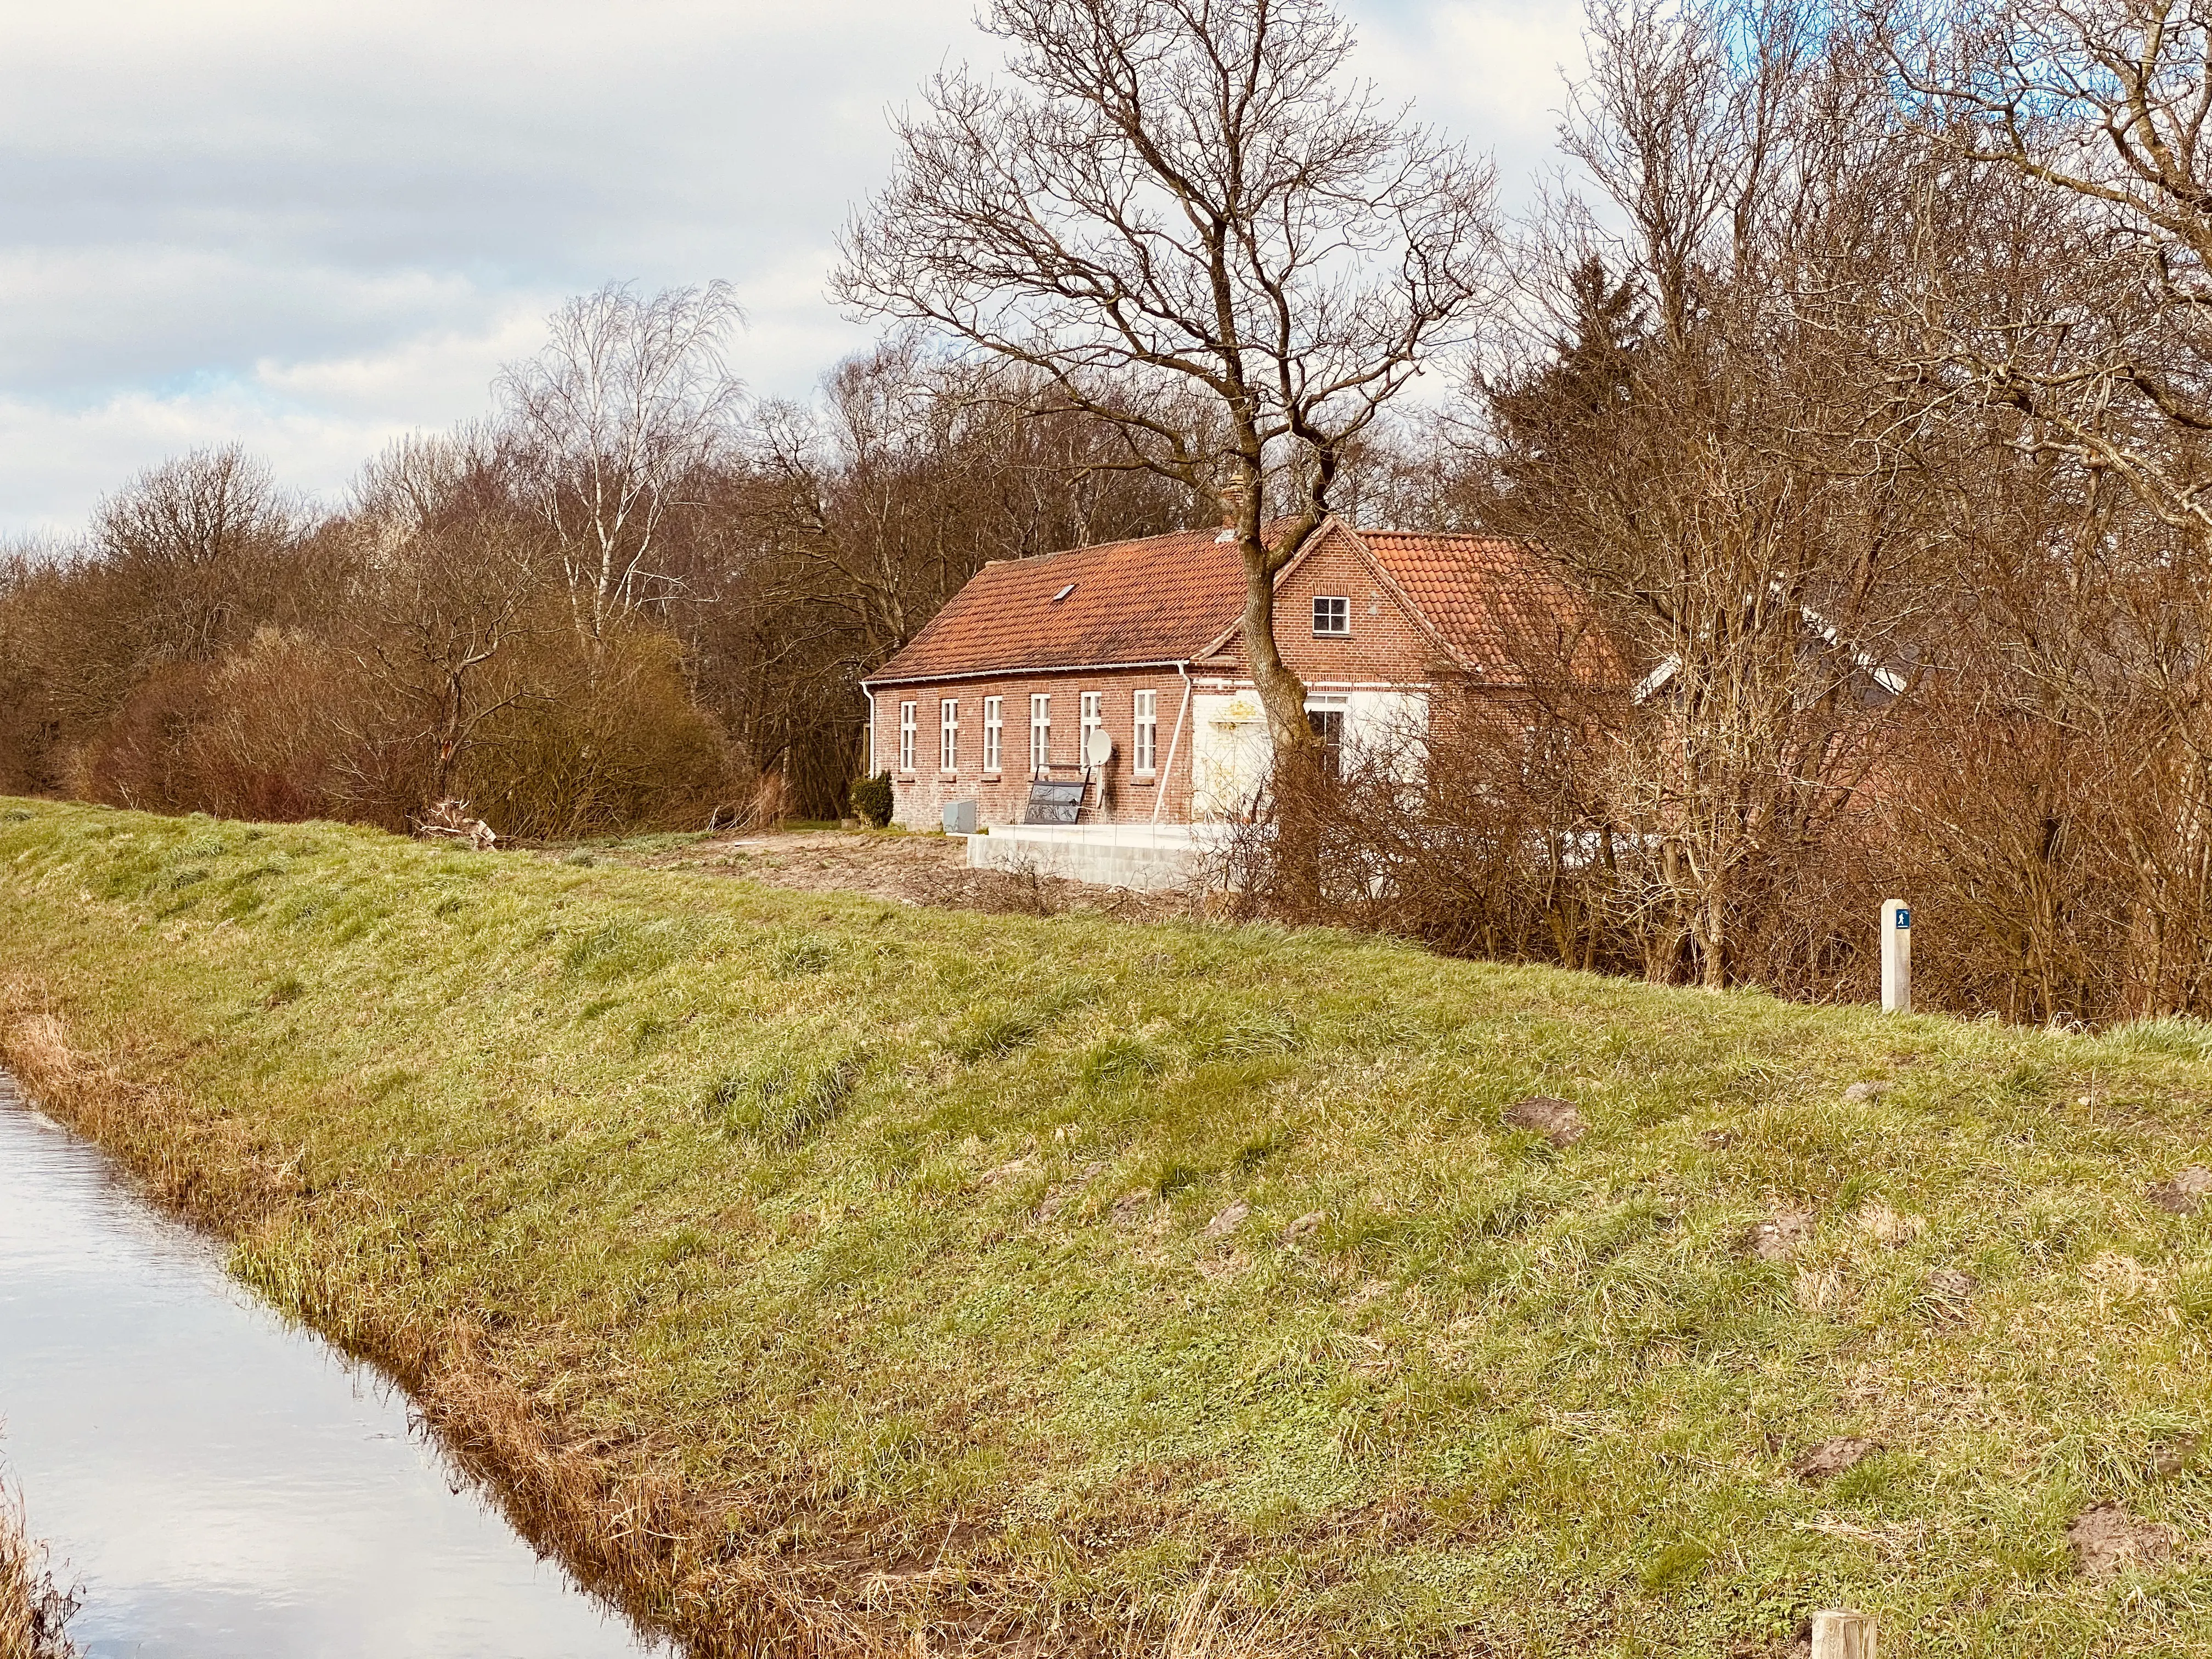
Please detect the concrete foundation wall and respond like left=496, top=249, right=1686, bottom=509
left=965, top=823, right=1225, bottom=891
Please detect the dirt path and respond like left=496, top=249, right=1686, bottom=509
left=577, top=829, right=1204, bottom=921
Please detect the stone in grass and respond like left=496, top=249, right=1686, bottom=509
left=1504, top=1096, right=1585, bottom=1147
left=2151, top=1437, right=2199, bottom=1479
left=1925, top=1268, right=1978, bottom=1321
left=1750, top=1210, right=1814, bottom=1262
left=1281, top=1209, right=1325, bottom=1245
left=1110, top=1189, right=1154, bottom=1227
left=1202, top=1200, right=1249, bottom=1238
left=1792, top=1436, right=1881, bottom=1482
left=2068, top=1501, right=2176, bottom=1579
left=2149, top=1166, right=2212, bottom=1215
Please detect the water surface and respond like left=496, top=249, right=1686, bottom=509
left=0, top=1075, right=672, bottom=1658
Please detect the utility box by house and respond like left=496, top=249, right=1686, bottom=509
left=943, top=798, right=979, bottom=836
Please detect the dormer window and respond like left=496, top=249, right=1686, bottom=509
left=1313, top=596, right=1351, bottom=636
left=1051, top=583, right=1076, bottom=602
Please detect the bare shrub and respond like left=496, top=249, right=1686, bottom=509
left=1220, top=693, right=1647, bottom=974
left=182, top=629, right=362, bottom=822
left=458, top=626, right=731, bottom=841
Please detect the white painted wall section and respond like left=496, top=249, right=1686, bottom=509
left=1189, top=687, right=1429, bottom=821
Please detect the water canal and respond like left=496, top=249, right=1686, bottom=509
left=0, top=1074, right=673, bottom=1658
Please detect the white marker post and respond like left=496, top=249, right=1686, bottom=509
left=1881, top=899, right=1911, bottom=1014
left=1811, top=1609, right=1877, bottom=1659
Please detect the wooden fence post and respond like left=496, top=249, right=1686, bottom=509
left=1811, top=1609, right=1876, bottom=1659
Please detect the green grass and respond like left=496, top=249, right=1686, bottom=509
left=3, top=797, right=2212, bottom=1654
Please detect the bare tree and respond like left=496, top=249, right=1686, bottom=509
left=345, top=436, right=551, bottom=809
left=1887, top=0, right=2212, bottom=1011
left=669, top=338, right=1193, bottom=816
left=90, top=444, right=306, bottom=670
left=834, top=0, right=1496, bottom=766
left=1480, top=0, right=1942, bottom=990
left=1887, top=1, right=2212, bottom=537
left=495, top=282, right=744, bottom=648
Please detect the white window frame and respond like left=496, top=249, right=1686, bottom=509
left=1313, top=595, right=1351, bottom=636
left=898, top=701, right=917, bottom=774
left=1306, top=692, right=1349, bottom=781
left=939, top=698, right=959, bottom=773
left=1133, top=689, right=1158, bottom=775
left=983, top=696, right=1003, bottom=773
left=1079, top=690, right=1104, bottom=767
left=1029, top=693, right=1051, bottom=777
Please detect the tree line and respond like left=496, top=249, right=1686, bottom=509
left=0, top=301, right=1195, bottom=836
left=10, top=0, right=2212, bottom=1024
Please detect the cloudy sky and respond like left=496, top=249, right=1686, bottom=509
left=0, top=1, right=1585, bottom=535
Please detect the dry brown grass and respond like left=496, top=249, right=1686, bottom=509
left=0, top=1491, right=76, bottom=1659
left=574, top=830, right=1202, bottom=926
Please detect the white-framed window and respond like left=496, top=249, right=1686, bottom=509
left=939, top=698, right=959, bottom=772
left=898, top=701, right=917, bottom=773
left=1313, top=595, right=1351, bottom=636
left=1133, top=689, right=1158, bottom=774
left=1080, top=690, right=1103, bottom=766
left=1306, top=693, right=1348, bottom=781
left=983, top=696, right=1003, bottom=772
left=1029, top=693, right=1051, bottom=776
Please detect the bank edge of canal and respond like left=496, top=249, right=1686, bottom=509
left=0, top=1077, right=674, bottom=1659
left=1, top=1490, right=78, bottom=1659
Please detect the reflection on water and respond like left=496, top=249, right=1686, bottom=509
left=0, top=1076, right=672, bottom=1658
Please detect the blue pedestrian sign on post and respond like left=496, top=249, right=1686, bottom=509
left=1881, top=899, right=1912, bottom=1013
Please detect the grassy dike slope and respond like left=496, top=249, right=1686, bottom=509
left=4, top=802, right=2212, bottom=1656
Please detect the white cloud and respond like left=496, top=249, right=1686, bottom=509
left=0, top=387, right=399, bottom=535
left=1352, top=1, right=1589, bottom=184
left=0, top=0, right=1584, bottom=534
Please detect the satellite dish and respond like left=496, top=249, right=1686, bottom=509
left=1084, top=727, right=1115, bottom=769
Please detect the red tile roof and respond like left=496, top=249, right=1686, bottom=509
left=864, top=521, right=1621, bottom=686
left=866, top=525, right=1253, bottom=684
left=1357, top=531, right=1625, bottom=684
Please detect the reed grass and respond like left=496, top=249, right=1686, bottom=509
left=0, top=1492, right=76, bottom=1659
left=3, top=798, right=2211, bottom=1655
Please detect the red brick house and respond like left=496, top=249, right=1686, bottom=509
left=861, top=518, right=1613, bottom=844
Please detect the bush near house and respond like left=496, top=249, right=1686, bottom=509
left=3, top=799, right=2212, bottom=1656
left=849, top=770, right=893, bottom=830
